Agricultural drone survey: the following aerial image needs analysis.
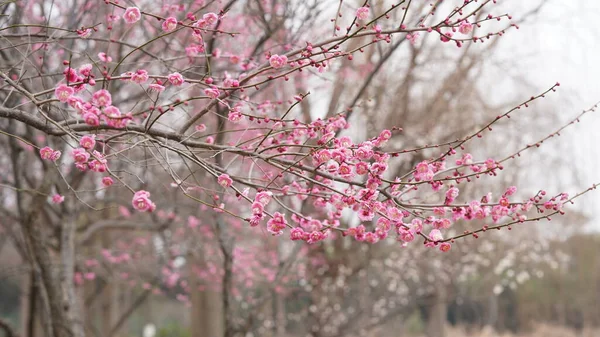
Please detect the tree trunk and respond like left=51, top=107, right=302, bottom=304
left=425, top=285, right=447, bottom=337
left=191, top=288, right=224, bottom=337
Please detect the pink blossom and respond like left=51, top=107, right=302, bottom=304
left=195, top=124, right=207, bottom=132
left=132, top=190, right=156, bottom=212
left=123, top=7, right=141, bottom=24
left=445, top=187, right=459, bottom=205
left=228, top=110, right=242, bottom=123
left=72, top=148, right=90, bottom=163
left=78, top=64, right=93, bottom=77
left=203, top=12, right=219, bottom=25
left=98, top=52, right=112, bottom=62
left=439, top=242, right=452, bottom=252
left=398, top=229, right=415, bottom=243
left=101, top=177, right=114, bottom=187
left=77, top=28, right=92, bottom=38
left=267, top=212, right=288, bottom=236
left=414, top=161, right=434, bottom=181
left=131, top=69, right=149, bottom=84
left=440, top=31, right=453, bottom=42
left=162, top=17, right=178, bottom=32
left=269, top=54, right=288, bottom=69
left=92, top=90, right=111, bottom=107
left=167, top=72, right=184, bottom=86
left=52, top=194, right=65, bottom=204
left=204, top=87, right=220, bottom=99
left=149, top=83, right=165, bottom=92
left=64, top=67, right=78, bottom=82
left=83, top=112, right=99, bottom=126
left=458, top=21, right=473, bottom=35
left=217, top=174, right=233, bottom=188
left=255, top=191, right=272, bottom=206
left=55, top=84, right=74, bottom=102
left=290, top=227, right=305, bottom=241
left=40, top=146, right=61, bottom=161
left=356, top=7, right=370, bottom=20
left=428, top=229, right=443, bottom=242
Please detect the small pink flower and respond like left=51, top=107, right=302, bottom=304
left=40, top=146, right=61, bottom=161
left=80, top=135, right=96, bottom=150
left=79, top=64, right=93, bottom=77
left=290, top=227, right=305, bottom=241
left=445, top=187, right=459, bottom=205
left=162, top=17, right=178, bottom=32
left=195, top=124, right=207, bottom=132
left=203, top=12, right=219, bottom=25
left=77, top=28, right=92, bottom=38
left=149, top=83, right=165, bottom=92
left=83, top=112, right=99, bottom=126
left=123, top=7, right=141, bottom=24
left=458, top=21, right=473, bottom=35
left=440, top=31, right=453, bottom=42
left=132, top=190, right=156, bottom=212
left=269, top=54, right=288, bottom=69
left=102, top=176, right=114, bottom=186
left=204, top=87, right=220, bottom=99
left=55, top=84, right=74, bottom=102
left=228, top=110, right=242, bottom=123
left=439, top=242, right=452, bottom=252
left=356, top=7, right=369, bottom=20
left=52, top=194, right=65, bottom=204
left=72, top=148, right=90, bottom=163
left=428, top=229, right=443, bottom=242
left=92, top=89, right=111, bottom=107
left=64, top=67, right=78, bottom=82
left=98, top=52, right=112, bottom=62
left=131, top=69, right=149, bottom=84
left=167, top=72, right=184, bottom=86
left=217, top=174, right=233, bottom=188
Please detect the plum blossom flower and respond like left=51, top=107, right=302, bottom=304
left=92, top=89, right=111, bottom=107
left=204, top=87, right=220, bottom=99
left=55, top=84, right=74, bottom=102
left=228, top=110, right=242, bottom=123
left=78, top=64, right=93, bottom=77
left=132, top=190, right=156, bottom=212
left=217, top=174, right=233, bottom=188
left=356, top=7, right=369, bottom=20
left=102, top=176, right=114, bottom=186
left=40, top=146, right=61, bottom=161
left=84, top=112, right=99, bottom=126
left=439, top=242, right=452, bottom=252
left=131, top=69, right=149, bottom=84
left=149, top=83, right=165, bottom=92
left=203, top=12, right=219, bottom=25
left=445, top=187, right=459, bottom=205
left=80, top=135, right=96, bottom=150
left=269, top=54, right=287, bottom=69
left=72, top=148, right=90, bottom=163
left=414, top=161, right=434, bottom=181
left=162, top=17, right=178, bottom=32
left=123, top=7, right=141, bottom=24
left=52, top=194, right=65, bottom=204
left=267, top=212, right=288, bottom=236
left=428, top=229, right=444, bottom=242
left=458, top=21, right=473, bottom=35
left=167, top=72, right=184, bottom=86
left=98, top=52, right=112, bottom=62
